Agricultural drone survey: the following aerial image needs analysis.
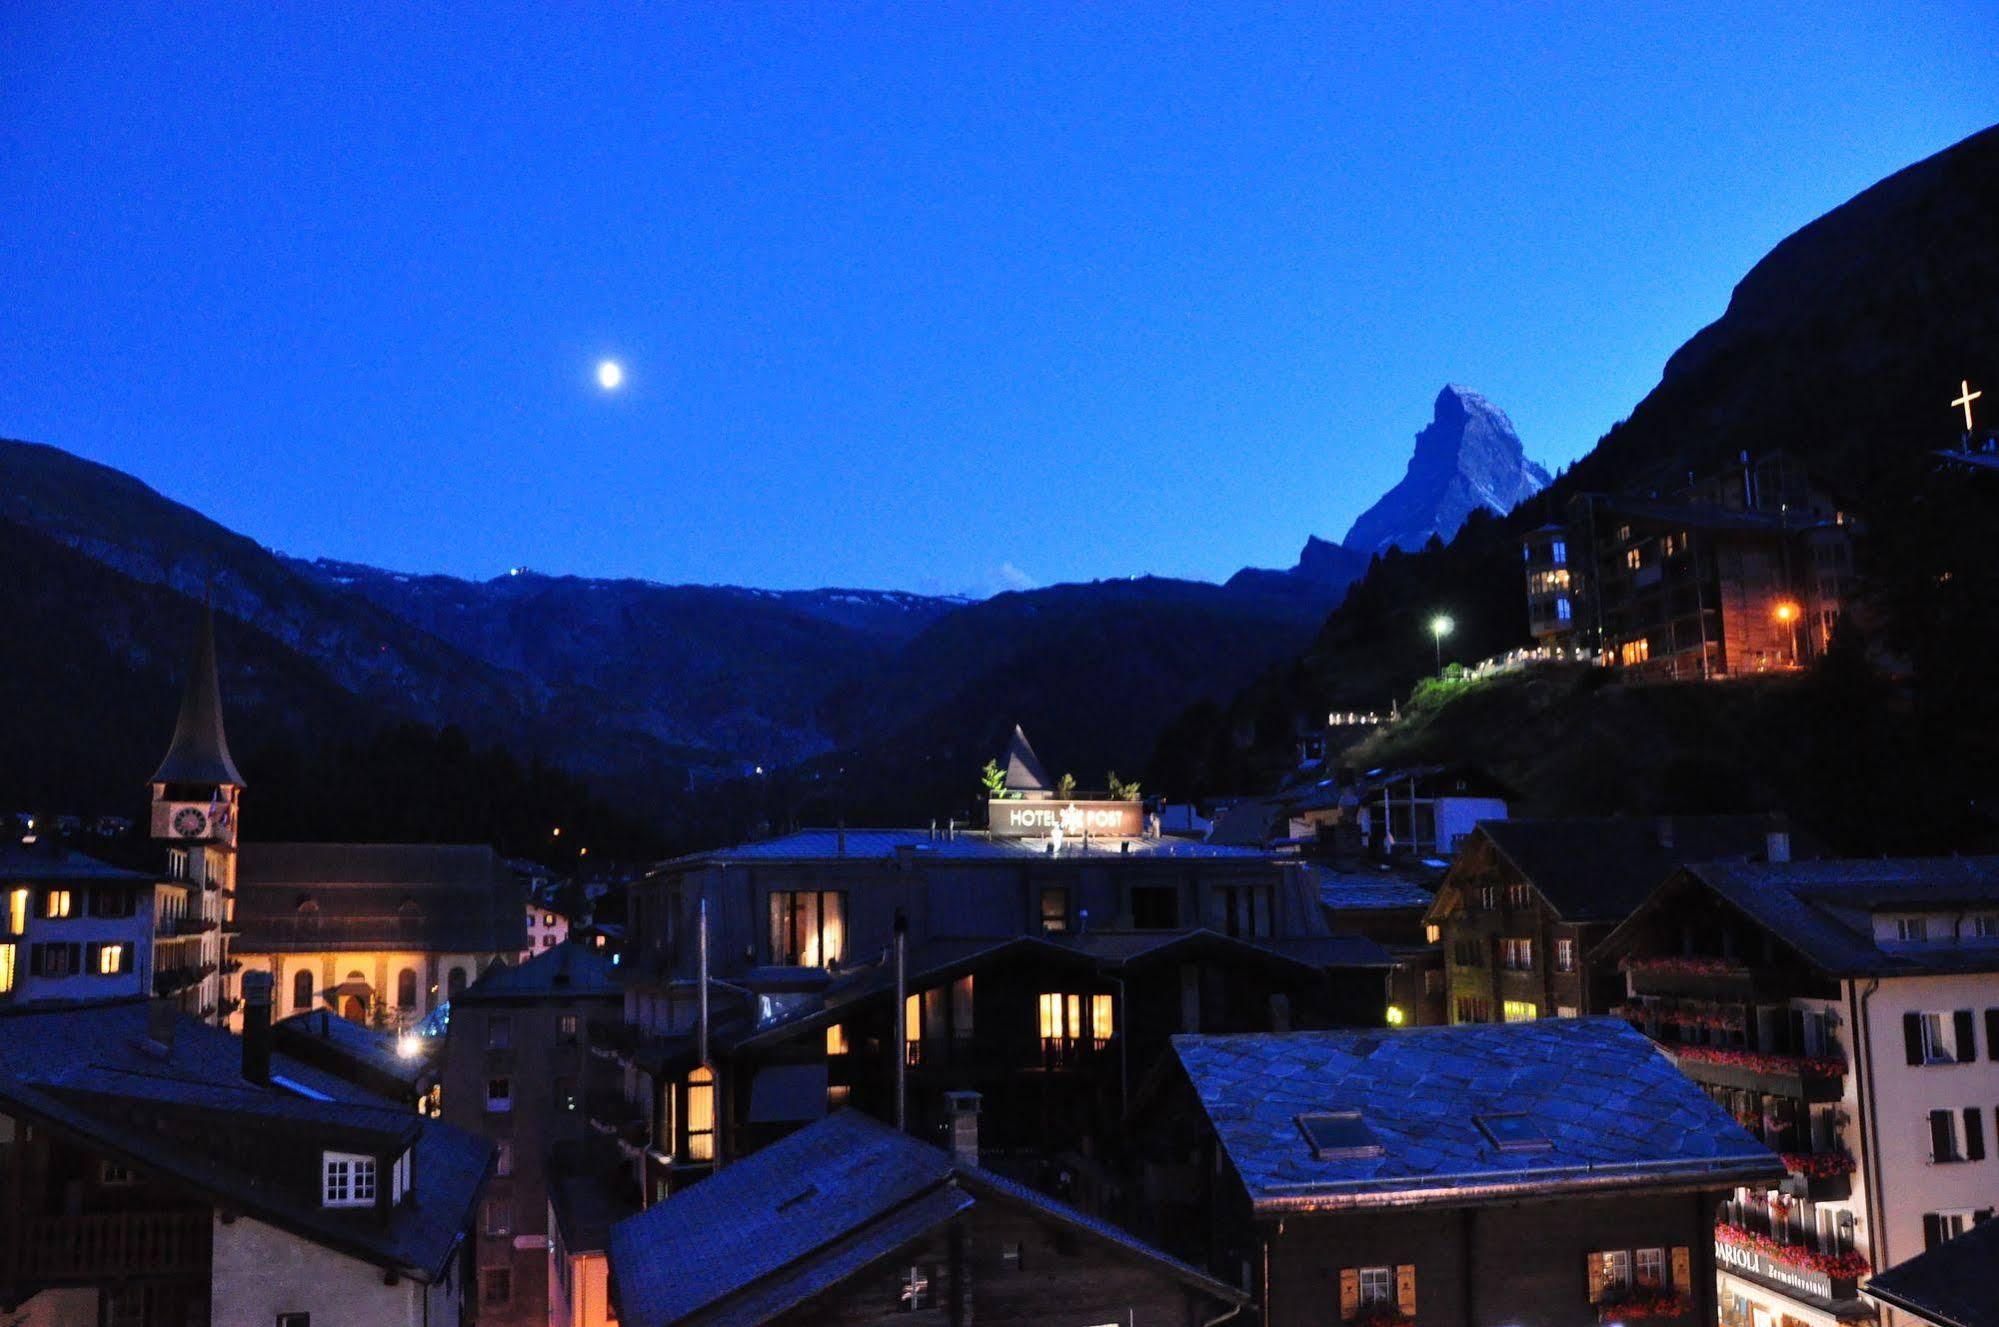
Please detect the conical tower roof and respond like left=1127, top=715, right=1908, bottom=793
left=1001, top=724, right=1051, bottom=796
left=152, top=606, right=244, bottom=787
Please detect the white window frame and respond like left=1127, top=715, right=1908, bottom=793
left=322, top=1152, right=377, bottom=1208
left=1635, top=1247, right=1665, bottom=1287
left=1603, top=1249, right=1632, bottom=1292
left=1920, top=1012, right=1957, bottom=1064
left=391, top=1149, right=411, bottom=1204
left=1896, top=916, right=1930, bottom=943
left=1555, top=937, right=1576, bottom=972
left=900, top=1264, right=933, bottom=1311
left=1358, top=1265, right=1393, bottom=1307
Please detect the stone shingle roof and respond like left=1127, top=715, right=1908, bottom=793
left=1865, top=1217, right=1999, bottom=1327
left=1676, top=857, right=1999, bottom=977
left=453, top=939, right=622, bottom=1003
left=0, top=999, right=490, bottom=1280
left=1172, top=1018, right=1783, bottom=1214
left=0, top=840, right=154, bottom=883
left=608, top=1110, right=1244, bottom=1327
left=1314, top=866, right=1437, bottom=913
left=272, top=1009, right=433, bottom=1091
left=1467, top=815, right=1793, bottom=922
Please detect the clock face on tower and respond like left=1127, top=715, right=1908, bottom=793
left=172, top=807, right=209, bottom=839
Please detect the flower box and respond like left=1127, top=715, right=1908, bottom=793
left=1716, top=1222, right=1870, bottom=1278
left=1671, top=1045, right=1846, bottom=1078
left=1598, top=1288, right=1690, bottom=1321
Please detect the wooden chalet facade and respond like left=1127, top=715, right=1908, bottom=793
left=1134, top=1020, right=1784, bottom=1327
left=1430, top=816, right=1797, bottom=1026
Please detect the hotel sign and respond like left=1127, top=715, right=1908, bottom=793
left=987, top=800, right=1143, bottom=839
left=1715, top=1240, right=1846, bottom=1303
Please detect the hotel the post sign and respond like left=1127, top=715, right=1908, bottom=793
left=987, top=800, right=1143, bottom=839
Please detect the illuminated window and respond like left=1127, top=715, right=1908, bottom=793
left=558, top=1014, right=578, bottom=1043
left=900, top=1265, right=933, bottom=1311
left=1037, top=991, right=1113, bottom=1056
left=1625, top=548, right=1643, bottom=571
left=1619, top=638, right=1651, bottom=666
left=685, top=1066, right=715, bottom=1162
left=1424, top=924, right=1441, bottom=944
left=322, top=1152, right=377, bottom=1208
left=904, top=993, right=922, bottom=1063
left=1636, top=1247, right=1665, bottom=1287
left=1616, top=525, right=1632, bottom=544
left=1557, top=597, right=1572, bottom=622
left=825, top=1024, right=849, bottom=1056
left=1555, top=938, right=1576, bottom=972
left=6, top=888, right=26, bottom=936
left=1500, top=939, right=1533, bottom=971
left=94, top=943, right=129, bottom=976
left=0, top=944, right=14, bottom=994
left=1602, top=1249, right=1632, bottom=1292
left=1550, top=539, right=1568, bottom=565
left=768, top=891, right=846, bottom=967
left=43, top=890, right=71, bottom=920
left=1358, top=1267, right=1393, bottom=1306
left=1502, top=1000, right=1539, bottom=1023
left=1039, top=887, right=1070, bottom=934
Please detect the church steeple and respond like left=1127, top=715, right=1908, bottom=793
left=152, top=605, right=244, bottom=788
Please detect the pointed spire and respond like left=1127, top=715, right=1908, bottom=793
left=1001, top=724, right=1051, bottom=796
left=152, top=605, right=244, bottom=787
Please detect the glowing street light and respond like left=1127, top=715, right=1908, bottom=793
left=1774, top=600, right=1802, bottom=665
left=1430, top=614, right=1454, bottom=677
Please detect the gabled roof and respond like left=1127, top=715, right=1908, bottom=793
left=1314, top=866, right=1437, bottom=913
left=1865, top=1216, right=1999, bottom=1327
left=152, top=605, right=245, bottom=787
left=273, top=1009, right=434, bottom=1092
left=1608, top=857, right=1999, bottom=978
left=1171, top=1018, right=1782, bottom=1214
left=608, top=1110, right=1245, bottom=1326
left=454, top=940, right=623, bottom=1003
left=236, top=843, right=527, bottom=953
left=0, top=1000, right=490, bottom=1280
left=1450, top=815, right=1793, bottom=922
left=1001, top=724, right=1052, bottom=795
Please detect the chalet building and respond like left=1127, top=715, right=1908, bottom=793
left=274, top=1007, right=441, bottom=1110
left=1865, top=1216, right=1999, bottom=1327
left=1595, top=857, right=1999, bottom=1327
left=439, top=942, right=625, bottom=1327
left=1137, top=1019, right=1783, bottom=1327
left=606, top=1105, right=1249, bottom=1326
left=549, top=1139, right=632, bottom=1327
left=525, top=900, right=570, bottom=959
left=614, top=826, right=1392, bottom=1206
left=1315, top=864, right=1444, bottom=1026
left=233, top=842, right=527, bottom=1032
left=1523, top=452, right=1857, bottom=679
left=1207, top=764, right=1508, bottom=859
left=0, top=975, right=491, bottom=1326
left=0, top=841, right=177, bottom=1009
left=1429, top=815, right=1797, bottom=1026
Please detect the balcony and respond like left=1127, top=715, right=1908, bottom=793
left=157, top=915, right=218, bottom=939
left=1039, top=1035, right=1112, bottom=1071
left=1714, top=1210, right=1867, bottom=1304
left=1662, top=1044, right=1846, bottom=1103
left=154, top=962, right=216, bottom=996
left=904, top=1036, right=977, bottom=1072
left=19, top=1209, right=211, bottom=1284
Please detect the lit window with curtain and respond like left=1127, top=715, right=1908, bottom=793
left=768, top=891, right=846, bottom=967
left=684, top=1065, right=715, bottom=1162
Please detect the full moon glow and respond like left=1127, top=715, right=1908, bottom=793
left=596, top=360, right=624, bottom=390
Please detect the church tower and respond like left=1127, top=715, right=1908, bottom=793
left=150, top=605, right=244, bottom=1027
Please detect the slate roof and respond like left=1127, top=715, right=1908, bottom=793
left=0, top=840, right=155, bottom=883
left=454, top=939, right=623, bottom=1003
left=668, top=828, right=1274, bottom=866
left=1865, top=1216, right=1999, bottom=1327
left=1171, top=1018, right=1782, bottom=1214
left=0, top=999, right=490, bottom=1279
left=1315, top=866, right=1437, bottom=913
left=236, top=843, right=527, bottom=953
left=152, top=606, right=245, bottom=787
left=608, top=1110, right=1246, bottom=1327
left=1641, top=858, right=1999, bottom=978
left=273, top=1009, right=434, bottom=1092
left=1461, top=815, right=1794, bottom=922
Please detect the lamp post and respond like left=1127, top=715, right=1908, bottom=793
left=1430, top=615, right=1453, bottom=678
left=1774, top=600, right=1801, bottom=667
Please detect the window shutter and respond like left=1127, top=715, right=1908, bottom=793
left=66, top=943, right=80, bottom=973
left=1586, top=1252, right=1606, bottom=1304
left=1396, top=1264, right=1417, bottom=1318
left=1339, top=1268, right=1359, bottom=1321
left=1966, top=1108, right=1986, bottom=1162
left=1986, top=1009, right=1999, bottom=1062
left=1904, top=1012, right=1924, bottom=1065
left=1931, top=1109, right=1955, bottom=1162
left=27, top=945, right=41, bottom=977
left=1670, top=1246, right=1691, bottom=1293
left=1924, top=1213, right=1944, bottom=1250
left=1956, top=1011, right=1978, bottom=1064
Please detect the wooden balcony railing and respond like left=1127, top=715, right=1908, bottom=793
left=19, top=1209, right=211, bottom=1283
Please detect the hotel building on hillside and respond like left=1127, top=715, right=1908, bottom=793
left=1523, top=451, right=1857, bottom=679
left=1596, top=857, right=1999, bottom=1327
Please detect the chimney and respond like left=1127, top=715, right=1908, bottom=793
left=143, top=997, right=177, bottom=1056
left=1766, top=830, right=1791, bottom=864
left=1655, top=818, right=1675, bottom=851
left=242, top=970, right=274, bottom=1085
left=944, top=1090, right=981, bottom=1168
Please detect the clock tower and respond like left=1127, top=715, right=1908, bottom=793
left=150, top=605, right=245, bottom=1026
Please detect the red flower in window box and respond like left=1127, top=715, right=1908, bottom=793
left=1780, top=1150, right=1856, bottom=1179
left=1715, top=1223, right=1870, bottom=1278
left=1597, top=1287, right=1690, bottom=1321
left=1350, top=1308, right=1413, bottom=1327
left=1620, top=955, right=1747, bottom=976
left=1670, top=1045, right=1846, bottom=1077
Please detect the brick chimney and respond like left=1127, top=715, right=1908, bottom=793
left=944, top=1090, right=981, bottom=1168
left=242, top=969, right=274, bottom=1085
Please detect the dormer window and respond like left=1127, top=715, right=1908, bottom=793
left=322, top=1152, right=377, bottom=1208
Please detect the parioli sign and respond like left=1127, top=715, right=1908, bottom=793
left=987, top=799, right=1144, bottom=839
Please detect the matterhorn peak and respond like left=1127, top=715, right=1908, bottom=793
left=1342, top=386, right=1550, bottom=557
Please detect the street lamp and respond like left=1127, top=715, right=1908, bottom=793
left=1430, top=615, right=1454, bottom=677
left=1774, top=600, right=1801, bottom=666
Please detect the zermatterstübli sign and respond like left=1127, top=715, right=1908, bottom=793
left=987, top=800, right=1143, bottom=838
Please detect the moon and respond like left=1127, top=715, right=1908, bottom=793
left=596, top=360, right=624, bottom=391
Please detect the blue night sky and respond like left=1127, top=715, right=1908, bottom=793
left=2, top=5, right=1991, bottom=595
